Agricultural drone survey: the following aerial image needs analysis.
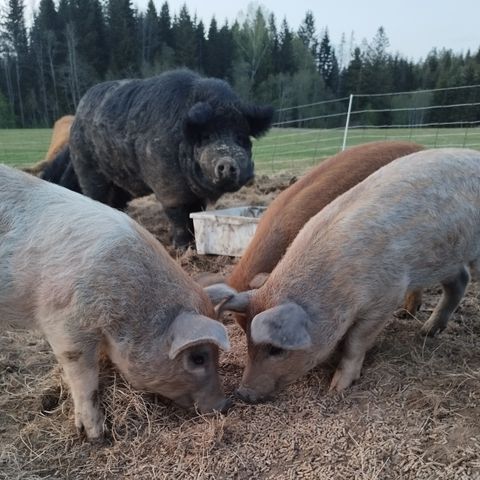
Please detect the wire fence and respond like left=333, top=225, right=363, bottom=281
left=253, top=84, right=480, bottom=174
left=1, top=84, right=480, bottom=174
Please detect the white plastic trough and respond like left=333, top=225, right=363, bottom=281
left=190, top=206, right=266, bottom=257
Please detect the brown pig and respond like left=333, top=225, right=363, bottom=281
left=207, top=148, right=480, bottom=402
left=23, top=115, right=74, bottom=175
left=227, top=140, right=425, bottom=295
left=0, top=164, right=230, bottom=440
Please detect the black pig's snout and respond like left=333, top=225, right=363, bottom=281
left=215, top=157, right=238, bottom=181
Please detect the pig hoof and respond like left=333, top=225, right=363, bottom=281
left=217, top=397, right=233, bottom=413
left=420, top=315, right=448, bottom=337
left=75, top=412, right=104, bottom=441
left=235, top=387, right=266, bottom=404
left=172, top=232, right=194, bottom=250
left=329, top=368, right=358, bottom=392
left=420, top=324, right=444, bottom=337
left=76, top=424, right=104, bottom=442
left=394, top=308, right=416, bottom=319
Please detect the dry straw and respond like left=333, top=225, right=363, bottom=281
left=1, top=174, right=479, bottom=479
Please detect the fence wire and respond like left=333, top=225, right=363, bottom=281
left=254, top=84, right=480, bottom=174
left=1, top=84, right=480, bottom=175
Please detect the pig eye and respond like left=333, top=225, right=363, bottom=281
left=268, top=346, right=285, bottom=357
left=237, top=136, right=251, bottom=148
left=190, top=352, right=207, bottom=366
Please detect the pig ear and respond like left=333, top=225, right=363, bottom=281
left=184, top=102, right=214, bottom=138
left=250, top=303, right=312, bottom=350
left=204, top=283, right=237, bottom=306
left=168, top=312, right=230, bottom=360
left=204, top=284, right=252, bottom=324
left=216, top=290, right=253, bottom=316
left=242, top=104, right=274, bottom=138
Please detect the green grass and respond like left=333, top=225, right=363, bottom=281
left=253, top=127, right=480, bottom=173
left=1, top=126, right=480, bottom=174
left=0, top=129, right=52, bottom=167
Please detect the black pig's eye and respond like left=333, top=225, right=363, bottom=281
left=268, top=346, right=285, bottom=357
left=238, top=136, right=251, bottom=148
left=190, top=353, right=207, bottom=365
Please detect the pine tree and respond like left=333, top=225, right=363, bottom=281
left=172, top=4, right=196, bottom=68
left=216, top=21, right=234, bottom=79
left=298, top=11, right=317, bottom=59
left=158, top=1, right=172, bottom=47
left=318, top=31, right=332, bottom=80
left=205, top=17, right=219, bottom=76
left=107, top=0, right=139, bottom=77
left=30, top=0, right=63, bottom=124
left=195, top=20, right=206, bottom=71
left=2, top=0, right=29, bottom=125
left=341, top=46, right=363, bottom=95
left=142, top=0, right=159, bottom=66
left=267, top=13, right=280, bottom=74
left=278, top=18, right=295, bottom=74
left=64, top=0, right=108, bottom=82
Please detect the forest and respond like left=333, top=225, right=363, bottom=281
left=1, top=0, right=480, bottom=128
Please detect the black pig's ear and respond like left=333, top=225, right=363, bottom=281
left=242, top=104, right=274, bottom=138
left=184, top=102, right=214, bottom=139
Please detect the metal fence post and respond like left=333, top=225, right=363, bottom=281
left=342, top=94, right=354, bottom=151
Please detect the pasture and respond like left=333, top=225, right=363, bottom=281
left=2, top=126, right=480, bottom=174
left=1, top=173, right=480, bottom=479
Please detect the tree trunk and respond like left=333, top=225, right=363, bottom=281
left=14, top=57, right=25, bottom=127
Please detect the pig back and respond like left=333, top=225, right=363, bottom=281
left=265, top=148, right=480, bottom=310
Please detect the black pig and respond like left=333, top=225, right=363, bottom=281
left=57, top=69, right=273, bottom=247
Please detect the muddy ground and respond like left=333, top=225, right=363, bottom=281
left=1, top=172, right=479, bottom=479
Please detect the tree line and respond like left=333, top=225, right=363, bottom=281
left=1, top=0, right=480, bottom=128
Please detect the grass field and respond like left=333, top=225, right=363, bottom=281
left=1, top=126, right=480, bottom=174
left=0, top=129, right=52, bottom=167
left=254, top=126, right=480, bottom=173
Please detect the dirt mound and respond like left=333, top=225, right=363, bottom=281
left=1, top=172, right=479, bottom=479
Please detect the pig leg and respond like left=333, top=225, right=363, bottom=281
left=164, top=200, right=205, bottom=249
left=45, top=328, right=103, bottom=439
left=421, top=266, right=470, bottom=337
left=107, top=184, right=133, bottom=210
left=59, top=161, right=82, bottom=193
left=330, top=311, right=389, bottom=392
left=468, top=259, right=479, bottom=281
left=397, top=289, right=423, bottom=317
left=72, top=152, right=122, bottom=208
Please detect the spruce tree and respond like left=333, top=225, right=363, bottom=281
left=142, top=0, right=159, bottom=66
left=158, top=1, right=172, bottom=48
left=107, top=0, right=139, bottom=77
left=278, top=18, right=296, bottom=74
left=267, top=13, right=280, bottom=74
left=172, top=5, right=196, bottom=68
left=298, top=11, right=317, bottom=59
left=204, top=17, right=219, bottom=76
left=30, top=0, right=63, bottom=124
left=195, top=20, right=206, bottom=71
left=2, top=0, right=29, bottom=125
left=72, top=0, right=108, bottom=79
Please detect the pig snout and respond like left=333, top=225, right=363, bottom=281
left=214, top=157, right=239, bottom=183
left=198, top=396, right=232, bottom=414
left=173, top=392, right=232, bottom=414
left=236, top=385, right=270, bottom=404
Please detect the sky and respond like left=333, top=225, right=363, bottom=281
left=25, top=0, right=480, bottom=61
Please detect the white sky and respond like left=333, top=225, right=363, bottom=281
left=25, top=0, right=480, bottom=61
